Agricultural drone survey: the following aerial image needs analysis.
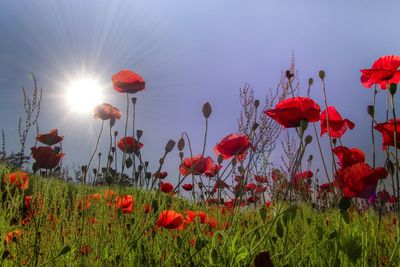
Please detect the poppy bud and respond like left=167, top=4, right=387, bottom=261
left=165, top=139, right=176, bottom=153
left=145, top=161, right=149, bottom=167
left=308, top=155, right=313, bottom=162
left=231, top=158, right=237, bottom=166
left=286, top=70, right=294, bottom=79
left=308, top=78, right=314, bottom=86
left=32, top=163, right=38, bottom=173
left=138, top=165, right=143, bottom=171
left=300, top=119, right=308, bottom=133
left=93, top=168, right=97, bottom=175
left=305, top=135, right=313, bottom=144
left=146, top=172, right=152, bottom=179
left=179, top=152, right=184, bottom=159
left=53, top=146, right=61, bottom=154
left=111, top=147, right=116, bottom=153
left=81, top=165, right=88, bottom=173
left=125, top=158, right=133, bottom=168
left=252, top=122, right=259, bottom=131
left=367, top=105, right=375, bottom=117
left=217, top=154, right=223, bottom=164
left=202, top=102, right=212, bottom=118
left=136, top=130, right=143, bottom=139
left=131, top=97, right=137, bottom=104
left=177, top=137, right=185, bottom=151
left=332, top=138, right=337, bottom=145
left=254, top=99, right=260, bottom=108
left=110, top=118, right=116, bottom=127
left=389, top=83, right=397, bottom=95
left=114, top=131, right=118, bottom=137
left=318, top=70, right=325, bottom=80
left=98, top=152, right=102, bottom=158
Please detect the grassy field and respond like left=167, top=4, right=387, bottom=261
left=0, top=164, right=398, bottom=266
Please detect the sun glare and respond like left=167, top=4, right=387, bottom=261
left=65, top=78, right=104, bottom=114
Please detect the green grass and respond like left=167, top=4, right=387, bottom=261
left=0, top=164, right=399, bottom=266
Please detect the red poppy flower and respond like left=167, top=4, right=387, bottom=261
left=332, top=146, right=365, bottom=169
left=5, top=230, right=22, bottom=245
left=245, top=183, right=257, bottom=192
left=93, top=103, right=122, bottom=121
left=36, top=129, right=64, bottom=146
left=182, top=183, right=193, bottom=191
left=156, top=210, right=183, bottom=230
left=179, top=155, right=217, bottom=176
left=360, top=55, right=400, bottom=89
left=31, top=146, right=64, bottom=169
left=144, top=204, right=152, bottom=214
left=320, top=107, right=354, bottom=138
left=254, top=175, right=268, bottom=183
left=3, top=171, right=29, bottom=190
left=204, top=163, right=222, bottom=177
left=374, top=119, right=400, bottom=150
left=376, top=190, right=391, bottom=203
left=186, top=210, right=209, bottom=224
left=264, top=97, right=321, bottom=128
left=293, top=170, right=313, bottom=189
left=247, top=196, right=259, bottom=203
left=319, top=183, right=333, bottom=193
left=115, top=195, right=133, bottom=214
left=214, top=134, right=251, bottom=160
left=117, top=137, right=143, bottom=154
left=255, top=185, right=267, bottom=193
left=112, top=69, right=145, bottom=94
left=335, top=163, right=388, bottom=199
left=160, top=181, right=174, bottom=193
left=24, top=195, right=32, bottom=212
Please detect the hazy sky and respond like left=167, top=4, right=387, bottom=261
left=1, top=0, right=400, bottom=184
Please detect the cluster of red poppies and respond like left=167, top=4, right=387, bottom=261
left=31, top=129, right=64, bottom=171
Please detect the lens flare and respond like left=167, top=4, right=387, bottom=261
left=65, top=78, right=103, bottom=114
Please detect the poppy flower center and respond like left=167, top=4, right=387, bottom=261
left=65, top=78, right=104, bottom=114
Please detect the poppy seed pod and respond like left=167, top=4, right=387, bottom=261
left=308, top=78, right=314, bottom=86
left=318, top=70, right=325, bottom=80
left=145, top=161, right=149, bottom=167
left=111, top=147, right=116, bottom=153
left=305, top=135, right=313, bottom=144
left=179, top=152, right=184, bottom=159
left=125, top=158, right=133, bottom=168
left=254, top=99, right=260, bottom=108
left=177, top=138, right=185, bottom=151
left=286, top=70, right=294, bottom=79
left=367, top=105, right=375, bottom=117
left=165, top=139, right=176, bottom=153
left=136, top=130, right=143, bottom=140
left=114, top=131, right=118, bottom=137
left=81, top=165, right=88, bottom=173
left=202, top=102, right=212, bottom=118
left=389, top=83, right=397, bottom=95
left=110, top=118, right=116, bottom=127
left=131, top=97, right=137, bottom=104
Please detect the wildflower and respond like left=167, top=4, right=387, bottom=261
left=360, top=55, right=400, bottom=89
left=335, top=163, right=388, bottom=198
left=214, top=134, right=251, bottom=160
left=245, top=183, right=257, bottom=192
left=156, top=210, right=183, bottom=230
left=179, top=155, right=218, bottom=176
left=3, top=171, right=29, bottom=190
left=115, top=195, right=134, bottom=214
left=254, top=175, right=268, bottom=183
left=265, top=97, right=321, bottom=128
left=36, top=129, right=64, bottom=146
left=31, top=146, right=64, bottom=169
left=332, top=146, right=365, bottom=169
left=112, top=69, right=145, bottom=94
left=160, top=181, right=174, bottom=193
left=374, top=119, right=400, bottom=149
left=93, top=103, right=121, bottom=120
left=144, top=204, right=152, bottom=214
left=320, top=107, right=354, bottom=138
left=5, top=230, right=22, bottom=245
left=117, top=136, right=143, bottom=154
left=182, top=183, right=193, bottom=191
left=154, top=171, right=168, bottom=179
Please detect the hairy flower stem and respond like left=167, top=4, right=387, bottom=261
left=131, top=99, right=137, bottom=187
left=312, top=124, right=332, bottom=186
left=371, top=86, right=377, bottom=168
left=120, top=93, right=129, bottom=181
left=390, top=93, right=400, bottom=218
left=84, top=120, right=104, bottom=184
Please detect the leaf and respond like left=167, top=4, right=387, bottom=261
left=276, top=219, right=284, bottom=238
left=235, top=246, right=249, bottom=263
left=57, top=245, right=70, bottom=256
left=209, top=248, right=219, bottom=265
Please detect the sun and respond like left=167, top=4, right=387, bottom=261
left=65, top=78, right=104, bottom=114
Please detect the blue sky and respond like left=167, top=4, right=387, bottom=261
left=0, top=0, right=400, bottom=184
